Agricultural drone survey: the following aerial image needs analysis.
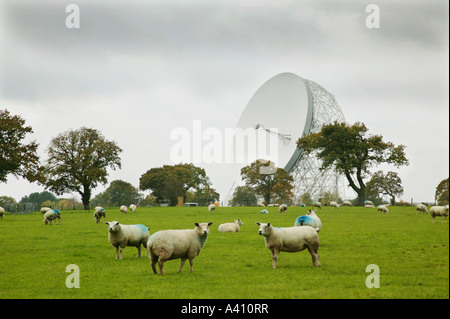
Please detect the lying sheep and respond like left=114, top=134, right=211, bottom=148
left=130, top=204, right=137, bottom=212
left=429, top=205, right=449, bottom=224
left=341, top=201, right=352, bottom=207
left=260, top=209, right=269, bottom=214
left=43, top=209, right=61, bottom=225
left=294, top=210, right=322, bottom=232
left=208, top=203, right=216, bottom=212
left=364, top=204, right=374, bottom=208
left=278, top=204, right=288, bottom=213
left=377, top=205, right=389, bottom=214
left=120, top=205, right=128, bottom=214
left=0, top=206, right=4, bottom=220
left=147, top=222, right=213, bottom=276
left=256, top=222, right=320, bottom=268
left=94, top=207, right=106, bottom=223
left=330, top=201, right=339, bottom=208
left=218, top=219, right=243, bottom=232
left=105, top=221, right=150, bottom=259
left=40, top=207, right=52, bottom=215
left=312, top=201, right=322, bottom=209
left=416, top=204, right=428, bottom=214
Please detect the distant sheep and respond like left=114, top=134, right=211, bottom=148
left=256, top=222, right=320, bottom=268
left=208, top=203, right=216, bottom=212
left=40, top=207, right=52, bottom=215
left=43, top=209, right=61, bottom=225
left=341, top=201, right=352, bottom=207
left=130, top=204, right=137, bottom=212
left=416, top=204, right=428, bottom=214
left=278, top=204, right=288, bottom=213
left=364, top=200, right=374, bottom=206
left=105, top=221, right=150, bottom=259
left=364, top=204, right=374, bottom=208
left=312, top=201, right=322, bottom=209
left=147, top=222, right=213, bottom=275
left=294, top=210, right=322, bottom=232
left=377, top=205, right=389, bottom=214
left=218, top=219, right=243, bottom=232
left=429, top=205, right=449, bottom=224
left=120, top=205, right=128, bottom=214
left=94, top=207, right=106, bottom=223
left=0, top=206, right=4, bottom=220
left=260, top=209, right=269, bottom=214
left=330, top=201, right=339, bottom=208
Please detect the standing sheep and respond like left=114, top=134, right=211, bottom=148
left=278, top=204, right=288, bottom=213
left=43, top=209, right=61, bottom=225
left=294, top=210, right=322, bottom=232
left=312, top=201, right=322, bottom=209
left=147, top=222, right=213, bottom=276
left=120, top=205, right=128, bottom=214
left=256, top=222, right=320, bottom=268
left=377, top=205, right=389, bottom=214
left=0, top=206, right=4, bottom=220
left=130, top=204, right=137, bottom=212
left=429, top=205, right=449, bottom=224
left=40, top=207, right=52, bottom=215
left=208, top=203, right=216, bottom=212
left=416, top=204, right=428, bottom=214
left=105, top=221, right=150, bottom=259
left=94, top=207, right=106, bottom=223
left=330, top=201, right=339, bottom=208
left=218, top=219, right=243, bottom=232
left=341, top=201, right=352, bottom=207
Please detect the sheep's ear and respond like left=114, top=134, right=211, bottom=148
left=195, top=223, right=200, bottom=227
left=267, top=222, right=271, bottom=227
left=208, top=222, right=213, bottom=226
left=256, top=222, right=261, bottom=226
left=104, top=222, right=109, bottom=225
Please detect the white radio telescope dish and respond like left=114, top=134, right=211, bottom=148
left=228, top=72, right=348, bottom=204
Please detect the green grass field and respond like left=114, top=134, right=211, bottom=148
left=0, top=206, right=448, bottom=299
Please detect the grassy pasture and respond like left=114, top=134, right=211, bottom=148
left=0, top=206, right=448, bottom=299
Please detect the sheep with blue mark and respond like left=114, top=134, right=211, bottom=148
left=312, top=201, right=322, bottom=209
left=105, top=221, right=150, bottom=259
left=429, top=205, right=449, bottom=224
left=147, top=222, right=213, bottom=276
left=43, top=209, right=61, bottom=225
left=256, top=222, right=320, bottom=268
left=218, top=219, right=243, bottom=232
left=377, top=205, right=389, bottom=214
left=416, top=204, right=428, bottom=214
left=278, top=204, right=288, bottom=213
left=260, top=209, right=269, bottom=214
left=295, top=210, right=322, bottom=232
left=94, top=207, right=106, bottom=223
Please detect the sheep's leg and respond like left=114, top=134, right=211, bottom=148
left=115, top=247, right=119, bottom=259
left=150, top=253, right=158, bottom=274
left=432, top=216, right=435, bottom=223
left=307, top=246, right=321, bottom=267
left=189, top=258, right=194, bottom=273
left=270, top=249, right=279, bottom=269
left=178, top=258, right=187, bottom=273
left=137, top=245, right=141, bottom=258
left=158, top=258, right=166, bottom=276
left=119, top=247, right=124, bottom=259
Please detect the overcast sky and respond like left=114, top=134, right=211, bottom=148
left=0, top=0, right=448, bottom=204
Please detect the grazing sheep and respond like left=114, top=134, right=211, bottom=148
left=120, top=205, right=128, bottom=214
left=40, top=207, right=52, bottom=215
left=94, top=207, right=106, bottom=223
left=364, top=204, right=374, bottom=208
left=218, top=219, right=243, bottom=232
left=0, top=206, right=4, bottom=220
left=377, top=205, right=389, bottom=214
left=429, top=205, right=449, bottom=224
left=129, top=204, right=137, bottom=212
left=208, top=203, right=216, bottom=212
left=256, top=222, right=320, bottom=268
left=147, top=222, right=213, bottom=276
left=278, top=204, right=288, bottom=213
left=43, top=209, right=61, bottom=225
left=312, top=201, right=322, bottom=209
left=294, top=210, right=322, bottom=232
left=341, top=201, right=352, bottom=207
left=330, top=201, right=339, bottom=208
left=416, top=204, right=428, bottom=214
left=260, top=209, right=269, bottom=214
left=364, top=200, right=374, bottom=206
left=105, top=221, right=150, bottom=259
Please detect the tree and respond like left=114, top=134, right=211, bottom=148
left=91, top=180, right=142, bottom=207
left=366, top=171, right=404, bottom=205
left=435, top=178, right=449, bottom=205
left=44, top=127, right=122, bottom=210
left=230, top=186, right=257, bottom=207
left=20, top=191, right=58, bottom=205
left=240, top=159, right=294, bottom=205
left=0, top=109, right=44, bottom=184
left=297, top=122, right=408, bottom=206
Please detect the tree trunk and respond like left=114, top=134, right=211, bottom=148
left=81, top=185, right=91, bottom=210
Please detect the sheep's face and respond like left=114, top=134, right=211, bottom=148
left=195, top=222, right=213, bottom=236
left=234, top=219, right=244, bottom=226
left=105, top=221, right=120, bottom=233
left=256, top=222, right=272, bottom=236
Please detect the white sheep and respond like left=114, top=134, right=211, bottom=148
left=278, top=204, right=288, bottom=213
left=120, top=205, right=128, bottom=214
left=93, top=207, right=106, bottom=223
left=208, top=203, right=216, bottom=212
left=416, top=204, right=428, bottom=214
left=43, top=209, right=61, bottom=225
left=377, top=205, right=389, bottom=214
left=0, top=206, right=4, bottom=220
left=341, top=201, right=352, bottom=207
left=294, top=210, right=322, bottom=232
left=429, top=205, right=449, bottom=224
left=147, top=222, right=213, bottom=276
left=312, top=201, right=322, bottom=209
left=256, top=222, right=320, bottom=268
left=105, top=221, right=150, bottom=259
left=364, top=204, right=374, bottom=208
left=330, top=201, right=339, bottom=208
left=40, top=207, right=52, bottom=215
left=364, top=200, right=374, bottom=206
left=129, top=204, right=137, bottom=212
left=218, top=219, right=243, bottom=232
